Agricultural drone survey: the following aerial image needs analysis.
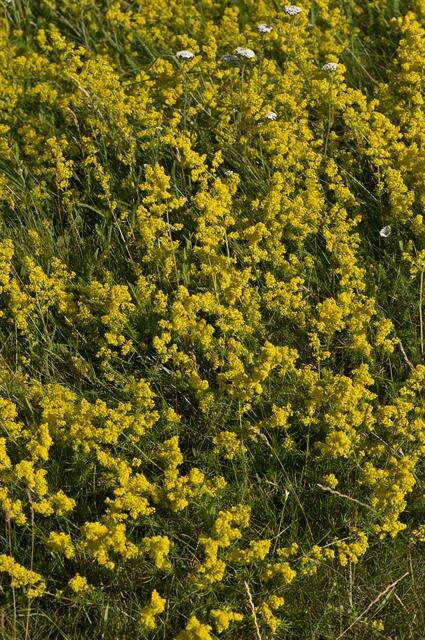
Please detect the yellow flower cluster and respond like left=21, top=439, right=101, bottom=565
left=80, top=520, right=140, bottom=569
left=259, top=595, right=285, bottom=634
left=141, top=536, right=171, bottom=571
left=47, top=532, right=75, bottom=559
left=68, top=574, right=89, bottom=593
left=336, top=530, right=369, bottom=567
left=157, top=436, right=226, bottom=511
left=0, top=555, right=45, bottom=598
left=210, top=608, right=243, bottom=633
left=212, top=430, right=245, bottom=460
left=140, top=589, right=166, bottom=631
left=175, top=616, right=213, bottom=640
left=196, top=505, right=251, bottom=585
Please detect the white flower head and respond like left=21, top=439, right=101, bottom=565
left=265, top=111, right=278, bottom=120
left=284, top=5, right=303, bottom=16
left=234, top=46, right=256, bottom=59
left=379, top=225, right=392, bottom=238
left=322, top=62, right=339, bottom=72
left=176, top=50, right=194, bottom=60
left=257, top=23, right=273, bottom=33
left=224, top=169, right=234, bottom=176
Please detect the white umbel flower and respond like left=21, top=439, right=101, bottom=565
left=257, top=23, right=273, bottom=33
left=234, top=47, right=256, bottom=59
left=379, top=225, right=391, bottom=238
left=265, top=111, right=278, bottom=120
left=284, top=5, right=303, bottom=15
left=322, top=62, right=339, bottom=72
left=176, top=50, right=194, bottom=60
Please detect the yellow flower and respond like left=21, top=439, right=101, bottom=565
left=142, top=535, right=172, bottom=570
left=323, top=473, right=338, bottom=489
left=140, top=589, right=166, bottom=630
left=213, top=430, right=245, bottom=459
left=0, top=555, right=45, bottom=598
left=47, top=532, right=75, bottom=559
left=68, top=574, right=89, bottom=593
left=210, top=608, right=243, bottom=633
left=175, top=616, right=213, bottom=640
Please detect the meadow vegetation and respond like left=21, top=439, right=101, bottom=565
left=0, top=0, right=424, bottom=638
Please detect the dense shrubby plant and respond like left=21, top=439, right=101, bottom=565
left=0, top=0, right=424, bottom=638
